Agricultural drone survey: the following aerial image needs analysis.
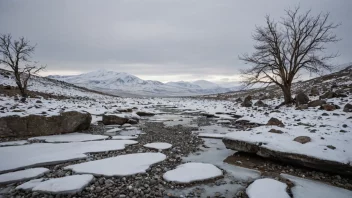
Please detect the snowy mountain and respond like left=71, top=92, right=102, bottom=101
left=48, top=70, right=238, bottom=97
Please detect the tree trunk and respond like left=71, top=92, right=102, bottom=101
left=281, top=85, right=293, bottom=104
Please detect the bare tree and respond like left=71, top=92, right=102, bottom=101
left=239, top=7, right=340, bottom=104
left=0, top=34, right=45, bottom=99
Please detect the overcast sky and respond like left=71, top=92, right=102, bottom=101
left=0, top=0, right=351, bottom=84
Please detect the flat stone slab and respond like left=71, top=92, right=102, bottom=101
left=0, top=168, right=49, bottom=185
left=0, top=140, right=137, bottom=173
left=281, top=174, right=352, bottom=198
left=65, top=153, right=166, bottom=176
left=246, top=178, right=290, bottom=198
left=144, top=142, right=172, bottom=150
left=163, top=163, right=223, bottom=184
left=223, top=125, right=352, bottom=176
left=28, top=133, right=108, bottom=142
left=16, top=175, right=94, bottom=194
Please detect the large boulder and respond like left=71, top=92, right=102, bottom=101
left=321, top=104, right=336, bottom=111
left=241, top=95, right=252, bottom=107
left=0, top=111, right=91, bottom=138
left=136, top=111, right=155, bottom=116
left=102, top=114, right=129, bottom=125
left=310, top=87, right=319, bottom=96
left=222, top=139, right=352, bottom=176
left=308, top=100, right=326, bottom=107
left=343, top=103, right=352, bottom=112
left=295, top=92, right=309, bottom=105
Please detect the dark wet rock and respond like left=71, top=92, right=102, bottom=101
left=200, top=113, right=219, bottom=118
left=343, top=103, right=352, bottom=112
left=222, top=138, right=352, bottom=176
left=0, top=111, right=91, bottom=138
left=268, top=129, right=283, bottom=134
left=266, top=117, right=285, bottom=127
left=127, top=119, right=138, bottom=125
left=254, top=100, right=268, bottom=107
left=102, top=114, right=129, bottom=125
left=293, top=136, right=311, bottom=144
left=308, top=100, right=327, bottom=107
left=117, top=108, right=133, bottom=112
left=136, top=111, right=155, bottom=116
left=295, top=92, right=309, bottom=105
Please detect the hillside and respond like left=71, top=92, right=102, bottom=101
left=48, top=70, right=238, bottom=97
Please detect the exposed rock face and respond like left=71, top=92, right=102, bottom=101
left=241, top=95, right=252, bottom=107
left=254, top=100, right=268, bottom=107
left=102, top=114, right=129, bottom=125
left=266, top=117, right=285, bottom=127
left=0, top=111, right=91, bottom=138
left=136, top=111, right=155, bottom=116
left=222, top=138, right=352, bottom=176
left=295, top=92, right=309, bottom=105
left=343, top=104, right=352, bottom=112
left=293, top=136, right=311, bottom=144
left=308, top=100, right=327, bottom=107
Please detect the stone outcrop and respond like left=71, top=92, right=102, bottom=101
left=308, top=100, right=326, bottom=107
left=241, top=95, right=252, bottom=107
left=222, top=138, right=352, bottom=176
left=0, top=111, right=91, bottom=138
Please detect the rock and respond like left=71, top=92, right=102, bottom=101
left=136, top=111, right=155, bottom=116
left=308, top=100, right=326, bottom=107
left=321, top=104, right=336, bottom=111
left=235, top=98, right=242, bottom=103
left=4, top=85, right=12, bottom=90
left=310, top=87, right=319, bottom=96
left=266, top=117, right=284, bottom=127
left=241, top=95, right=252, bottom=107
left=295, top=92, right=309, bottom=105
left=343, top=104, right=352, bottom=112
left=296, top=104, right=308, bottom=110
left=320, top=91, right=337, bottom=99
left=102, top=114, right=129, bottom=125
left=254, top=100, right=268, bottom=107
left=200, top=113, right=218, bottom=118
left=222, top=139, right=352, bottom=176
left=127, top=119, right=138, bottom=125
left=268, top=129, right=283, bottom=134
left=35, top=100, right=42, bottom=104
left=0, top=111, right=91, bottom=138
left=117, top=108, right=132, bottom=113
left=293, top=136, right=311, bottom=144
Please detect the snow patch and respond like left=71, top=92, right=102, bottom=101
left=246, top=178, right=290, bottom=198
left=144, top=142, right=172, bottom=150
left=28, top=133, right=108, bottom=142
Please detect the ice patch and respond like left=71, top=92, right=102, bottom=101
left=111, top=135, right=138, bottom=140
left=0, top=140, right=137, bottom=173
left=197, top=133, right=225, bottom=139
left=28, top=133, right=108, bottom=143
left=144, top=142, right=172, bottom=150
left=281, top=174, right=352, bottom=198
left=65, top=153, right=166, bottom=176
left=163, top=163, right=223, bottom=184
left=246, top=178, right=290, bottom=198
left=17, top=175, right=94, bottom=195
left=0, top=168, right=49, bottom=185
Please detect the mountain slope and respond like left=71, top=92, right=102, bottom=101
left=48, top=70, right=235, bottom=96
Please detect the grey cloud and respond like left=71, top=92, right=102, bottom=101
left=0, top=0, right=351, bottom=79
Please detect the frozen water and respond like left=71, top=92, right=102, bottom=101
left=28, top=133, right=108, bottom=142
left=281, top=174, right=352, bottom=198
left=163, top=162, right=223, bottom=183
left=0, top=140, right=137, bottom=173
left=0, top=140, right=28, bottom=147
left=0, top=168, right=49, bottom=184
left=246, top=178, right=290, bottom=198
left=65, top=153, right=166, bottom=176
left=144, top=142, right=172, bottom=150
